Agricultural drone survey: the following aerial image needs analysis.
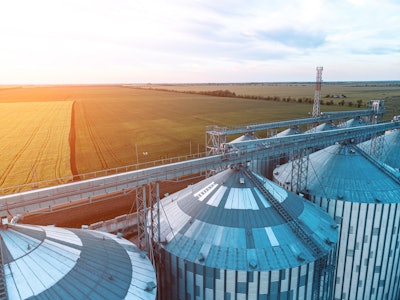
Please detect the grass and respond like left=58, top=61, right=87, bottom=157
left=139, top=82, right=400, bottom=118
left=0, top=83, right=399, bottom=190
left=72, top=86, right=316, bottom=173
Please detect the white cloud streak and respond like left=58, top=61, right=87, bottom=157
left=0, top=0, right=399, bottom=83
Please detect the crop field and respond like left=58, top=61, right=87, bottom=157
left=0, top=101, right=73, bottom=192
left=0, top=83, right=399, bottom=192
left=141, top=82, right=400, bottom=116
left=71, top=86, right=318, bottom=173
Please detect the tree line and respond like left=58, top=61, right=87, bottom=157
left=136, top=86, right=364, bottom=108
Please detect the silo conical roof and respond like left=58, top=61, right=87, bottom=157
left=0, top=224, right=156, bottom=299
left=230, top=133, right=257, bottom=143
left=157, top=166, right=337, bottom=271
left=359, top=129, right=400, bottom=170
left=274, top=127, right=302, bottom=137
left=337, top=118, right=364, bottom=128
left=274, top=143, right=400, bottom=203
left=305, top=122, right=336, bottom=133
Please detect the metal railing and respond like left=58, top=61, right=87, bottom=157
left=0, top=152, right=208, bottom=195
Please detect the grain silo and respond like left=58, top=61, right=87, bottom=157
left=243, top=128, right=302, bottom=178
left=0, top=222, right=157, bottom=299
left=275, top=127, right=302, bottom=137
left=305, top=122, right=336, bottom=133
left=337, top=118, right=365, bottom=128
left=273, top=143, right=400, bottom=300
left=359, top=129, right=400, bottom=170
left=154, top=165, right=338, bottom=299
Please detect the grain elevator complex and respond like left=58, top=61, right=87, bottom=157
left=1, top=68, right=400, bottom=299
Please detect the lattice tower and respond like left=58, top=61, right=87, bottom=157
left=312, top=66, right=323, bottom=118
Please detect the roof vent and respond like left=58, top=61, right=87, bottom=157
left=331, top=223, right=339, bottom=229
left=117, top=232, right=123, bottom=239
left=375, top=198, right=382, bottom=203
left=325, top=238, right=334, bottom=245
left=249, top=259, right=258, bottom=269
left=145, top=281, right=157, bottom=291
left=297, top=253, right=306, bottom=262
left=140, top=251, right=147, bottom=259
left=337, top=195, right=344, bottom=200
left=198, top=252, right=206, bottom=262
left=239, top=177, right=245, bottom=184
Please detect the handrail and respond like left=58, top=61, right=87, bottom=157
left=0, top=235, right=8, bottom=300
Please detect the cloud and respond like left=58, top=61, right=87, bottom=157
left=256, top=28, right=326, bottom=49
left=0, top=0, right=399, bottom=83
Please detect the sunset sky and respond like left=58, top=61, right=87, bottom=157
left=1, top=0, right=399, bottom=84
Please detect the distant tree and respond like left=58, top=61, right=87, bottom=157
left=347, top=101, right=354, bottom=107
left=356, top=100, right=363, bottom=108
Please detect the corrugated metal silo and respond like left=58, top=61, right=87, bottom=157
left=273, top=143, right=400, bottom=300
left=0, top=223, right=157, bottom=299
left=155, top=166, right=338, bottom=299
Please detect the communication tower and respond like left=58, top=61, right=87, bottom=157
left=312, top=66, right=323, bottom=118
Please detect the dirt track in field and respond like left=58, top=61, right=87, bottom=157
left=69, top=101, right=81, bottom=181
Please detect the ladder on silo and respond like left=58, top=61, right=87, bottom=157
left=243, top=167, right=328, bottom=300
left=0, top=236, right=8, bottom=300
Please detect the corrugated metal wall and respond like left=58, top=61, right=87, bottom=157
left=160, top=250, right=335, bottom=300
left=311, top=196, right=400, bottom=300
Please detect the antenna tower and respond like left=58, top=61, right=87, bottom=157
left=312, top=66, right=323, bottom=118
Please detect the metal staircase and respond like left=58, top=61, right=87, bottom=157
left=243, top=167, right=328, bottom=300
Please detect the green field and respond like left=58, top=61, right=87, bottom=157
left=137, top=82, right=400, bottom=118
left=0, top=83, right=399, bottom=188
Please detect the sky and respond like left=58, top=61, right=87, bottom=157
left=1, top=0, right=399, bottom=84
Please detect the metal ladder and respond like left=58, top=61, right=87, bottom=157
left=0, top=236, right=8, bottom=300
left=243, top=167, right=326, bottom=300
